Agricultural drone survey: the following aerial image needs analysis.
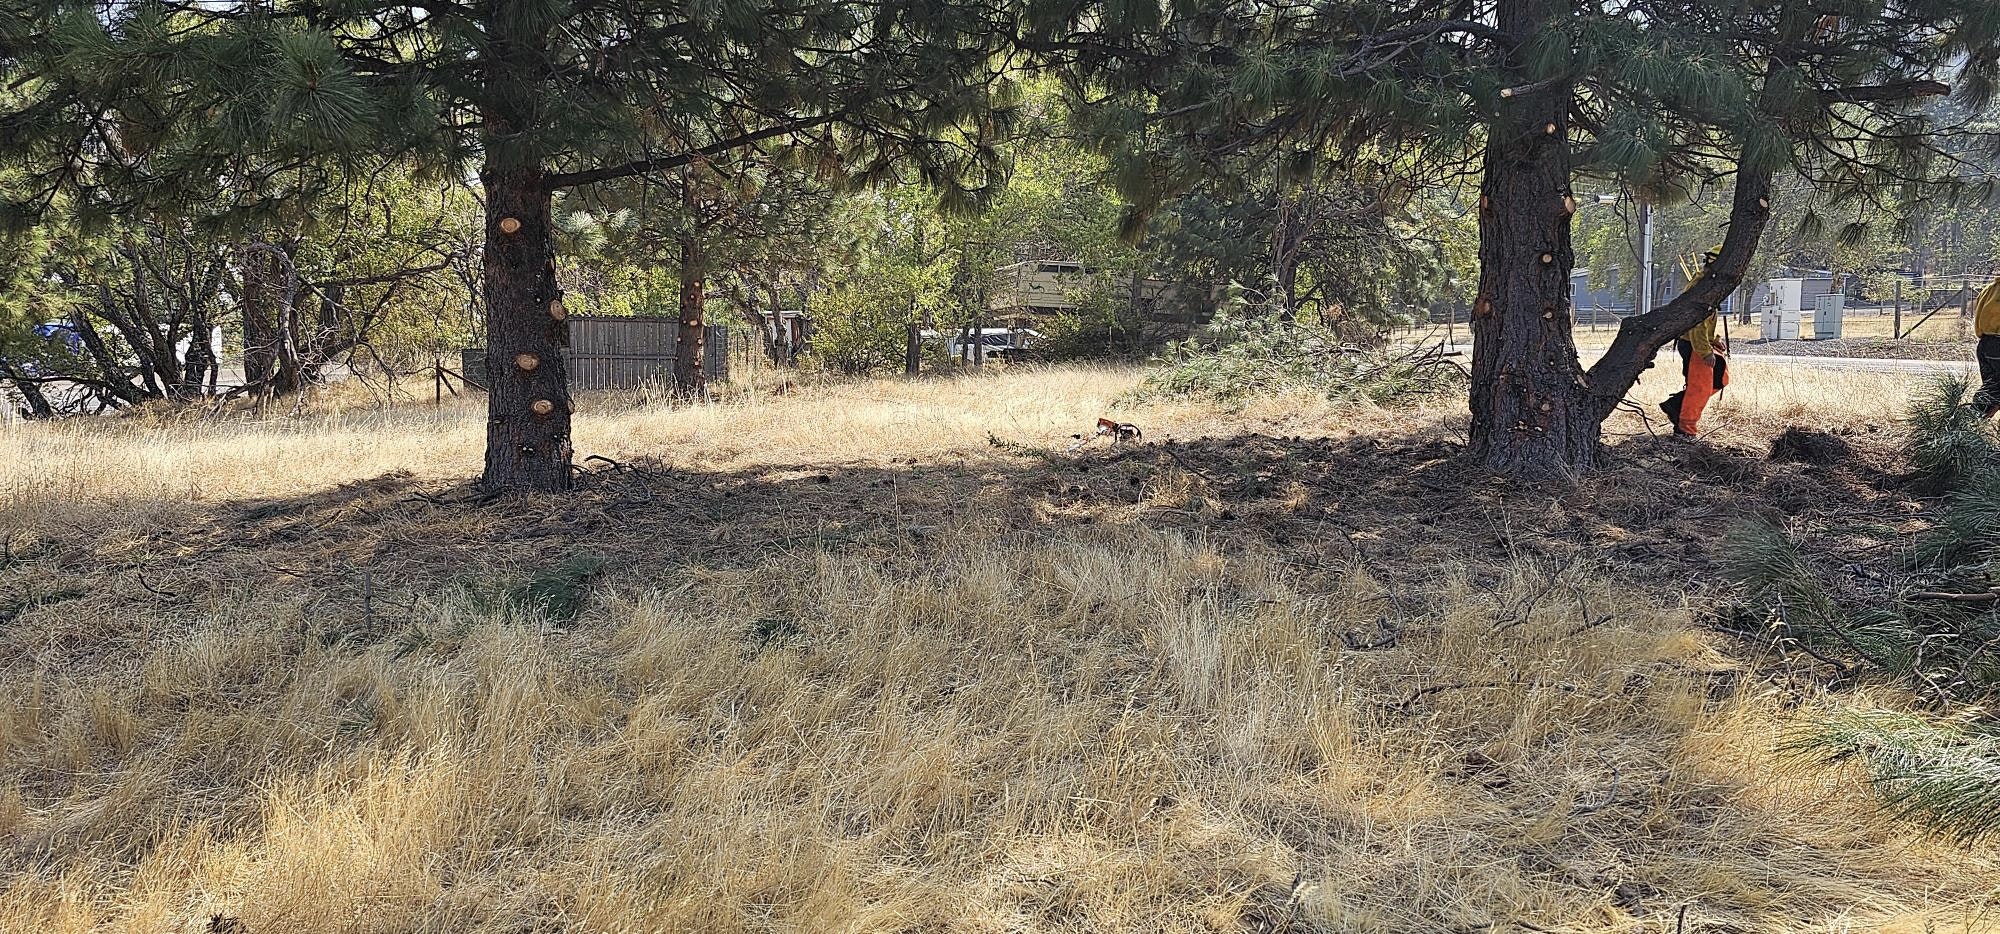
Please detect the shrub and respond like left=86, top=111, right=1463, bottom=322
left=1133, top=299, right=1461, bottom=406
left=1908, top=374, right=1997, bottom=493
left=512, top=553, right=609, bottom=626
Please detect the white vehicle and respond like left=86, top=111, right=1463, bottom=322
left=927, top=328, right=1041, bottom=361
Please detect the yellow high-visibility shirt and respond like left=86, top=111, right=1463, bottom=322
left=1977, top=279, right=2000, bottom=337
left=1678, top=243, right=1727, bottom=356
left=1684, top=313, right=1718, bottom=358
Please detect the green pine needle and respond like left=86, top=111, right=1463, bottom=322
left=1792, top=710, right=2000, bottom=845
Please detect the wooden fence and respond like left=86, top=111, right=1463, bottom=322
left=462, top=316, right=730, bottom=390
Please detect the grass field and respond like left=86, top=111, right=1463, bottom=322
left=1, top=364, right=1995, bottom=932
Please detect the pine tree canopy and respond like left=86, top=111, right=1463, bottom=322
left=6, top=0, right=2000, bottom=486
left=1034, top=0, right=1998, bottom=210
left=0, top=0, right=1017, bottom=224
left=0, top=0, right=1029, bottom=490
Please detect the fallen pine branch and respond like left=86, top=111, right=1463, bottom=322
left=1908, top=589, right=2000, bottom=603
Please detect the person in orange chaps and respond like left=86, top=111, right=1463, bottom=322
left=1660, top=312, right=1728, bottom=437
left=1659, top=245, right=1729, bottom=438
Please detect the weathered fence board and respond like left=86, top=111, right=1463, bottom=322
left=463, top=316, right=729, bottom=391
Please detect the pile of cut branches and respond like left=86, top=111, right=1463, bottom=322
left=1134, top=302, right=1464, bottom=407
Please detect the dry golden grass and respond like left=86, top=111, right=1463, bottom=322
left=1823, top=312, right=1972, bottom=342
left=1559, top=312, right=1969, bottom=352
left=0, top=363, right=1995, bottom=933
left=1606, top=360, right=1929, bottom=448
left=0, top=365, right=1270, bottom=504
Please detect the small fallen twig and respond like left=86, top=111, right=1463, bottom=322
left=1340, top=618, right=1400, bottom=650
left=1159, top=443, right=1219, bottom=484
left=135, top=571, right=181, bottom=600
left=1565, top=586, right=1616, bottom=636
left=1776, top=624, right=1855, bottom=675
left=1495, top=551, right=1582, bottom=632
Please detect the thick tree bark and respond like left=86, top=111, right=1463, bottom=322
left=480, top=163, right=573, bottom=492
left=478, top=0, right=573, bottom=492
left=274, top=280, right=302, bottom=395
left=239, top=243, right=307, bottom=396
left=1468, top=0, right=1593, bottom=478
left=674, top=234, right=707, bottom=395
left=673, top=174, right=707, bottom=396
left=173, top=312, right=215, bottom=400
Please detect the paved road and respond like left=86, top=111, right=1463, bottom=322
left=1448, top=341, right=1971, bottom=376
left=1726, top=353, right=1969, bottom=375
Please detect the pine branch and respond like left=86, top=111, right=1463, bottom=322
left=542, top=115, right=844, bottom=190
left=1817, top=80, right=1952, bottom=104
left=1582, top=165, right=1776, bottom=418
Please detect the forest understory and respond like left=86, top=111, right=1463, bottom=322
left=0, top=364, right=1993, bottom=933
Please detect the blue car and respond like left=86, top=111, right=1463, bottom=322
left=33, top=322, right=83, bottom=352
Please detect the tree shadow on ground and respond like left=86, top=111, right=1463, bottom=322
left=12, top=420, right=1917, bottom=654
left=0, top=421, right=1965, bottom=932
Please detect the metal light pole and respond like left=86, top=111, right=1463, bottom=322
left=1639, top=202, right=1655, bottom=317
left=1586, top=193, right=1648, bottom=320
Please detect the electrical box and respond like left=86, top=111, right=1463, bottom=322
left=1813, top=293, right=1845, bottom=339
left=1766, top=278, right=1806, bottom=312
left=1761, top=307, right=1801, bottom=340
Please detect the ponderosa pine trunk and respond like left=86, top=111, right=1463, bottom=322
left=1467, top=0, right=1597, bottom=478
left=480, top=161, right=573, bottom=491
left=674, top=173, right=707, bottom=396
left=674, top=233, right=706, bottom=395
left=174, top=311, right=215, bottom=400
left=1273, top=188, right=1305, bottom=324
left=478, top=0, right=573, bottom=493
left=240, top=247, right=278, bottom=391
